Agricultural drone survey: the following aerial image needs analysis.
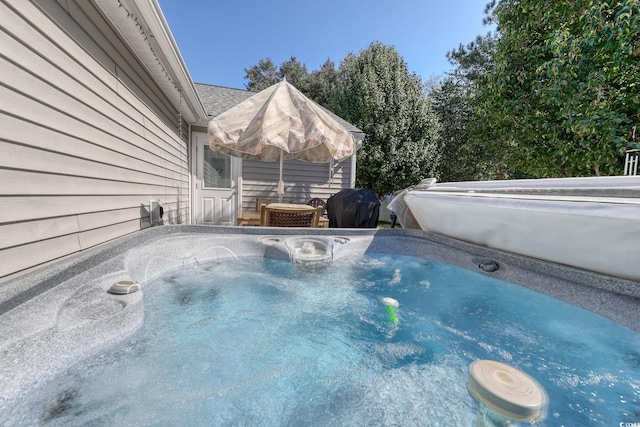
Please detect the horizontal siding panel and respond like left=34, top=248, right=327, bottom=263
left=244, top=159, right=349, bottom=180
left=0, top=142, right=183, bottom=187
left=154, top=201, right=189, bottom=225
left=0, top=208, right=144, bottom=250
left=173, top=212, right=189, bottom=225
left=3, top=0, right=183, bottom=157
left=0, top=85, right=184, bottom=175
left=0, top=169, right=186, bottom=196
left=240, top=158, right=352, bottom=210
left=78, top=219, right=141, bottom=250
left=0, top=24, right=144, bottom=147
left=0, top=58, right=185, bottom=172
left=76, top=207, right=144, bottom=231
left=245, top=171, right=340, bottom=183
left=242, top=181, right=349, bottom=192
left=1, top=196, right=166, bottom=223
left=242, top=182, right=347, bottom=193
left=0, top=114, right=172, bottom=179
left=0, top=217, right=79, bottom=250
left=242, top=163, right=350, bottom=187
left=0, top=234, right=81, bottom=278
left=0, top=220, right=142, bottom=278
left=1, top=0, right=119, bottom=96
left=0, top=56, right=148, bottom=157
left=1, top=196, right=189, bottom=225
left=61, top=0, right=179, bottom=133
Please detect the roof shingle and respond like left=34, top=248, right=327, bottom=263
left=195, top=83, right=256, bottom=118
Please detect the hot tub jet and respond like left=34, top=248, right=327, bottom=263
left=284, top=237, right=334, bottom=263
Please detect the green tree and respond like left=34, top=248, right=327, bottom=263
left=333, top=42, right=440, bottom=196
left=482, top=0, right=640, bottom=176
left=277, top=56, right=310, bottom=92
left=306, top=59, right=339, bottom=108
left=244, top=56, right=313, bottom=93
left=431, top=32, right=510, bottom=181
left=447, top=33, right=497, bottom=83
left=430, top=77, right=479, bottom=181
left=243, top=58, right=278, bottom=91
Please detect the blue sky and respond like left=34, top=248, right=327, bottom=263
left=157, top=0, right=493, bottom=90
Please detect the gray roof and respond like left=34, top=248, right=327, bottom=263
left=194, top=83, right=365, bottom=139
left=195, top=83, right=256, bottom=118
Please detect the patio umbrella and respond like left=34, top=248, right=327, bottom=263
left=207, top=80, right=357, bottom=202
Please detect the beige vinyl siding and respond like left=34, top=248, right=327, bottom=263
left=240, top=158, right=352, bottom=210
left=41, top=0, right=180, bottom=130
left=0, top=0, right=188, bottom=279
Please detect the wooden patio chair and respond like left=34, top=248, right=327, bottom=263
left=260, top=205, right=322, bottom=227
left=305, top=198, right=327, bottom=216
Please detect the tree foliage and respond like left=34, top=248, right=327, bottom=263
left=332, top=42, right=440, bottom=196
left=430, top=77, right=481, bottom=181
left=243, top=58, right=278, bottom=92
left=277, top=56, right=310, bottom=93
left=480, top=0, right=640, bottom=176
left=431, top=33, right=508, bottom=181
left=243, top=44, right=440, bottom=195
left=244, top=57, right=336, bottom=107
left=306, top=59, right=339, bottom=107
left=241, top=0, right=639, bottom=185
left=243, top=56, right=310, bottom=92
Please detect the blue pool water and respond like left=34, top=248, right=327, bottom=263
left=6, top=254, right=640, bottom=426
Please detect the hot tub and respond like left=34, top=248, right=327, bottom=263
left=0, top=225, right=638, bottom=425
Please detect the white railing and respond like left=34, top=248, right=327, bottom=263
left=624, top=149, right=639, bottom=175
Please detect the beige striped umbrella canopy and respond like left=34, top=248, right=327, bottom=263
left=207, top=80, right=357, bottom=201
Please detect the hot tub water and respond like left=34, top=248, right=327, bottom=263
left=4, top=254, right=639, bottom=426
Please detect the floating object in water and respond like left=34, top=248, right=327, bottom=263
left=382, top=297, right=399, bottom=324
left=382, top=297, right=399, bottom=307
left=467, top=360, right=548, bottom=425
left=108, top=280, right=140, bottom=295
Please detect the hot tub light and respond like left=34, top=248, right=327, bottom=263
left=109, top=280, right=140, bottom=295
left=468, top=360, right=548, bottom=426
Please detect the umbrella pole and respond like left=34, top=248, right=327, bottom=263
left=278, top=151, right=284, bottom=203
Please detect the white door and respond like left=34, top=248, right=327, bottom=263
left=193, top=133, right=240, bottom=225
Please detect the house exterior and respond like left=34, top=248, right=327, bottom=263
left=0, top=0, right=363, bottom=280
left=192, top=83, right=364, bottom=221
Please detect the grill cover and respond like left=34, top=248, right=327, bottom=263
left=326, top=189, right=380, bottom=228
